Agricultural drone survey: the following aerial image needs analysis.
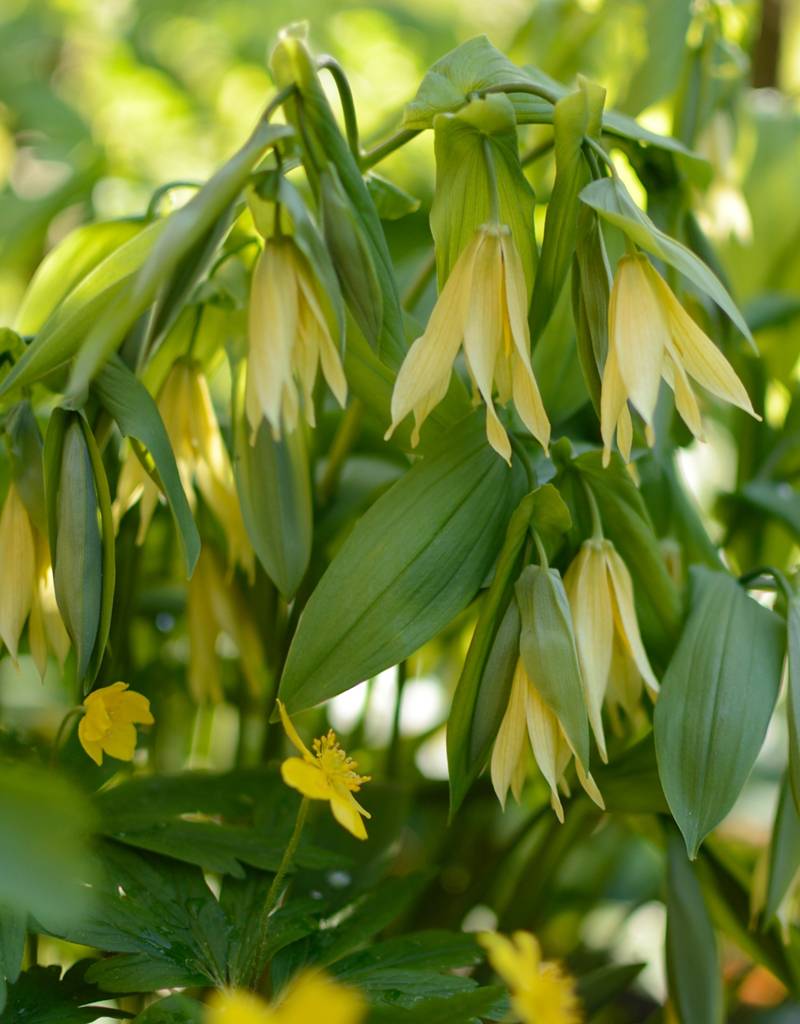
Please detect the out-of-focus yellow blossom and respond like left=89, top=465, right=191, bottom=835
left=114, top=360, right=253, bottom=576
left=385, top=223, right=550, bottom=463
left=247, top=236, right=347, bottom=439
left=78, top=682, right=154, bottom=765
left=187, top=547, right=266, bottom=703
left=491, top=660, right=604, bottom=822
left=564, top=538, right=658, bottom=762
left=206, top=971, right=366, bottom=1024
left=479, top=930, right=583, bottom=1024
left=277, top=700, right=371, bottom=840
left=601, top=252, right=758, bottom=465
left=0, top=482, right=69, bottom=673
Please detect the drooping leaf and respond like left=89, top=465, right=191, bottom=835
left=654, top=568, right=784, bottom=857
left=0, top=904, right=26, bottom=1014
left=279, top=412, right=520, bottom=712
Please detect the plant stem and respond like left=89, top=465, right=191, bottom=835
left=251, top=797, right=309, bottom=989
left=360, top=128, right=420, bottom=169
left=318, top=56, right=360, bottom=162
left=531, top=528, right=549, bottom=569
left=521, top=137, right=554, bottom=166
left=482, top=137, right=501, bottom=224
left=402, top=250, right=437, bottom=310
left=582, top=478, right=604, bottom=539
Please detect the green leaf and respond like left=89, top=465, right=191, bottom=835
left=0, top=765, right=97, bottom=928
left=580, top=176, right=753, bottom=344
left=736, top=479, right=800, bottom=543
left=592, top=734, right=668, bottom=815
left=4, top=401, right=47, bottom=533
left=66, top=120, right=293, bottom=397
left=0, top=904, right=25, bottom=1014
left=571, top=207, right=611, bottom=415
left=532, top=77, right=605, bottom=340
left=279, top=413, right=520, bottom=712
left=430, top=94, right=537, bottom=293
left=788, top=594, right=800, bottom=813
left=576, top=961, right=645, bottom=1014
left=133, top=995, right=203, bottom=1024
left=366, top=986, right=506, bottom=1024
left=666, top=827, right=723, bottom=1024
left=516, top=564, right=590, bottom=769
left=365, top=173, right=420, bottom=221
left=765, top=775, right=800, bottom=923
left=4, top=961, right=129, bottom=1024
left=270, top=28, right=406, bottom=366
left=0, top=220, right=165, bottom=398
left=15, top=219, right=144, bottom=336
left=233, top=366, right=312, bottom=598
left=94, top=356, right=200, bottom=577
left=654, top=568, right=785, bottom=857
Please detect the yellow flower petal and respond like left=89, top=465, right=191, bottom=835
left=207, top=989, right=276, bottom=1024
left=329, top=790, right=369, bottom=840
left=101, top=721, right=138, bottom=762
left=604, top=546, right=659, bottom=698
left=491, top=660, right=529, bottom=808
left=277, top=971, right=366, bottom=1024
left=77, top=717, right=104, bottom=766
left=277, top=700, right=313, bottom=758
left=0, top=483, right=35, bottom=660
left=600, top=330, right=629, bottom=466
left=524, top=684, right=567, bottom=823
left=281, top=757, right=334, bottom=801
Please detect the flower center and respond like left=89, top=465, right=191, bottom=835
left=312, top=731, right=370, bottom=792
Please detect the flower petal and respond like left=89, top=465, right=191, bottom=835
left=604, top=545, right=659, bottom=698
left=279, top=971, right=366, bottom=1024
left=525, top=683, right=567, bottom=823
left=117, top=691, right=154, bottom=726
left=277, top=700, right=313, bottom=758
left=78, top=717, right=104, bottom=765
left=600, top=327, right=629, bottom=466
left=101, top=721, right=138, bottom=761
left=0, top=484, right=35, bottom=660
left=329, top=790, right=368, bottom=840
left=281, top=757, right=333, bottom=801
left=490, top=660, right=529, bottom=808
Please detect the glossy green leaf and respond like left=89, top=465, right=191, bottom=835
left=580, top=176, right=754, bottom=344
left=654, top=568, right=784, bottom=857
left=367, top=986, right=506, bottom=1024
left=233, top=365, right=312, bottom=597
left=532, top=77, right=605, bottom=340
left=4, top=961, right=128, bottom=1024
left=788, top=594, right=800, bottom=814
left=365, top=173, right=421, bottom=220
left=4, top=401, right=47, bottom=533
left=94, top=356, right=200, bottom=577
left=0, top=905, right=25, bottom=1014
left=279, top=412, right=519, bottom=712
left=666, top=827, right=723, bottom=1024
left=430, top=93, right=537, bottom=292
left=765, top=775, right=800, bottom=922
left=133, top=994, right=203, bottom=1024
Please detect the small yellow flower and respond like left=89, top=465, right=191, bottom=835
left=491, top=660, right=604, bottom=822
left=479, top=931, right=583, bottom=1024
left=385, top=223, right=550, bottom=463
left=0, top=482, right=69, bottom=673
left=78, top=682, right=154, bottom=766
left=206, top=971, right=366, bottom=1024
left=277, top=701, right=371, bottom=840
left=247, top=237, right=347, bottom=439
left=601, top=252, right=759, bottom=465
left=114, top=360, right=253, bottom=577
left=564, top=539, right=658, bottom=762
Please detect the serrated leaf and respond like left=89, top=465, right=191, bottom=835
left=366, top=985, right=506, bottom=1024
left=654, top=568, right=784, bottom=857
left=4, top=961, right=129, bottom=1024
left=279, top=412, right=520, bottom=712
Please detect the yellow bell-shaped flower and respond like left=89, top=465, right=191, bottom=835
left=386, top=223, right=550, bottom=463
left=206, top=971, right=366, bottom=1024
left=78, top=682, right=154, bottom=766
left=601, top=252, right=759, bottom=465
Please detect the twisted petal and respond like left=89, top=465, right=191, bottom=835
left=277, top=700, right=314, bottom=759
left=386, top=234, right=479, bottom=443
left=491, top=660, right=529, bottom=808
left=663, top=346, right=704, bottom=441
left=611, top=255, right=669, bottom=426
left=600, top=331, right=630, bottom=466
left=525, top=684, right=568, bottom=823
left=604, top=545, right=659, bottom=698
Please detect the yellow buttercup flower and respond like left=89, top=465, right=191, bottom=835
left=479, top=931, right=583, bottom=1024
left=206, top=971, right=366, bottom=1024
left=385, top=223, right=550, bottom=463
left=114, top=360, right=253, bottom=577
left=0, top=482, right=69, bottom=673
left=564, top=539, right=658, bottom=762
left=491, top=660, right=604, bottom=822
left=277, top=700, right=371, bottom=840
left=78, top=682, right=154, bottom=766
left=601, top=252, right=758, bottom=465
left=247, top=236, right=347, bottom=439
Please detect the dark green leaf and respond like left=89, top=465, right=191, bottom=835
left=655, top=569, right=784, bottom=857
left=133, top=995, right=203, bottom=1024
left=765, top=776, right=800, bottom=923
left=0, top=904, right=25, bottom=1014
left=788, top=595, right=800, bottom=813
left=576, top=961, right=645, bottom=1014
left=366, top=985, right=506, bottom=1024
left=4, top=961, right=129, bottom=1024
left=365, top=173, right=420, bottom=221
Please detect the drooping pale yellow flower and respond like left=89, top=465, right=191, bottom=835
left=564, top=539, right=658, bottom=762
left=247, top=237, right=347, bottom=439
left=385, top=223, right=550, bottom=463
left=277, top=700, right=371, bottom=840
left=114, top=360, right=253, bottom=577
left=601, top=252, right=759, bottom=465
left=491, top=660, right=604, bottom=822
left=187, top=547, right=266, bottom=703
left=78, top=682, right=154, bottom=765
left=0, top=483, right=69, bottom=673
left=479, top=931, right=583, bottom=1024
left=206, top=971, right=366, bottom=1024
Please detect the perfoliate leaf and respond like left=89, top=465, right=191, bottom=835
left=279, top=412, right=521, bottom=712
left=654, top=568, right=784, bottom=857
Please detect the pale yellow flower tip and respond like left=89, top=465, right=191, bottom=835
left=206, top=972, right=366, bottom=1024
left=277, top=702, right=371, bottom=840
left=0, top=482, right=36, bottom=661
left=78, top=682, right=154, bottom=766
left=479, top=930, right=583, bottom=1024
left=386, top=224, right=550, bottom=460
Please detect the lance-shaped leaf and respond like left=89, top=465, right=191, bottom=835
left=572, top=206, right=611, bottom=415
left=93, top=356, right=200, bottom=577
left=764, top=775, right=800, bottom=923
left=580, top=176, right=754, bottom=345
left=65, top=120, right=293, bottom=397
left=0, top=905, right=25, bottom=1014
left=516, top=564, right=590, bottom=770
left=279, top=412, right=520, bottom=712
left=4, top=402, right=46, bottom=533
left=666, top=827, right=723, bottom=1024
left=654, top=568, right=784, bottom=857
left=789, top=593, right=800, bottom=813
left=430, top=94, right=537, bottom=293
left=233, top=364, right=312, bottom=599
left=532, top=76, right=605, bottom=340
